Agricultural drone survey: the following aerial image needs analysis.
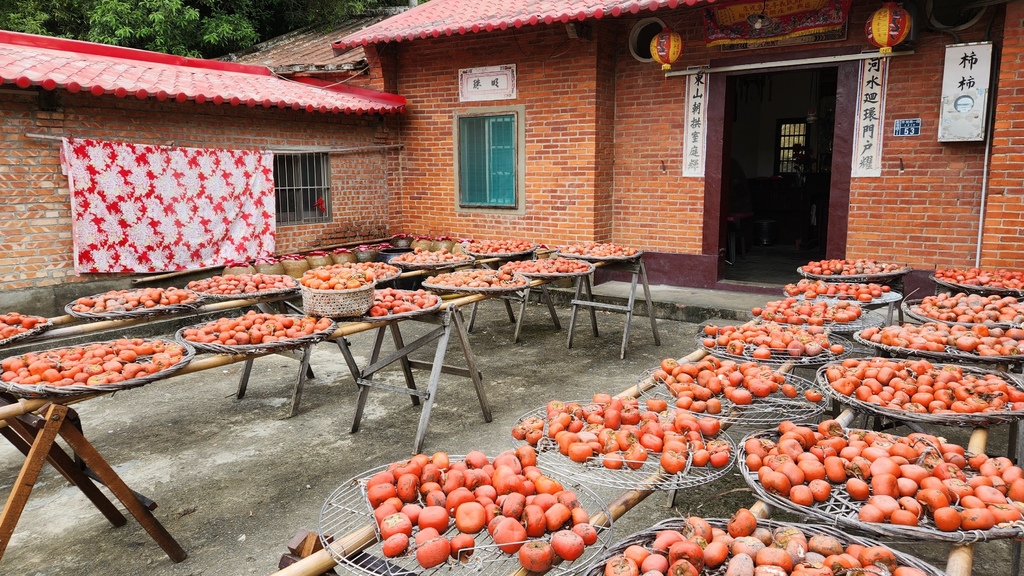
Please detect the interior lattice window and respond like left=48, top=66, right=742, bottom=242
left=775, top=120, right=808, bottom=174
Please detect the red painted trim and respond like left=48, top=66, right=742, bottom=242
left=0, top=30, right=272, bottom=76
left=289, top=76, right=407, bottom=109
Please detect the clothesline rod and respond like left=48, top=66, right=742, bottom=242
left=23, top=133, right=403, bottom=155
left=664, top=49, right=914, bottom=77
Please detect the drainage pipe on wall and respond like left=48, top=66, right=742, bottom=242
left=974, top=51, right=1000, bottom=268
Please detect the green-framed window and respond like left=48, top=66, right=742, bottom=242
left=457, top=114, right=517, bottom=208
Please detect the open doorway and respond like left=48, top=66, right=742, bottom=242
left=721, top=67, right=838, bottom=286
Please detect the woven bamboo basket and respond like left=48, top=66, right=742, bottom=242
left=301, top=283, right=374, bottom=318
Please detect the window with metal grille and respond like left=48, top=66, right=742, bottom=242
left=273, top=153, right=331, bottom=224
left=457, top=114, right=517, bottom=208
left=775, top=120, right=809, bottom=174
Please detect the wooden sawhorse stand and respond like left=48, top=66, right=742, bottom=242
left=566, top=258, right=660, bottom=359
left=467, top=283, right=562, bottom=343
left=334, top=304, right=491, bottom=454
left=0, top=399, right=185, bottom=562
left=234, top=346, right=315, bottom=418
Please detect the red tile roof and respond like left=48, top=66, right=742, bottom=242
left=0, top=30, right=405, bottom=114
left=332, top=0, right=711, bottom=50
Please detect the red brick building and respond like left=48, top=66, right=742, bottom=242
left=329, top=0, right=1020, bottom=292
left=1, top=1, right=1021, bottom=312
left=0, top=30, right=405, bottom=312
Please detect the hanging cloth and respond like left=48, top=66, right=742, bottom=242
left=61, top=138, right=275, bottom=274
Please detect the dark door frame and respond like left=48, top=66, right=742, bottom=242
left=702, top=51, right=859, bottom=283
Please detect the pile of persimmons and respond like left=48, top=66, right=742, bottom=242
left=186, top=273, right=296, bottom=296
left=391, top=248, right=474, bottom=267
left=753, top=299, right=863, bottom=326
left=1, top=338, right=187, bottom=387
left=701, top=323, right=844, bottom=360
left=933, top=267, right=1024, bottom=291
left=424, top=269, right=528, bottom=290
left=0, top=312, right=47, bottom=341
left=906, top=292, right=1024, bottom=325
left=366, top=449, right=600, bottom=572
left=558, top=242, right=639, bottom=259
left=178, top=311, right=333, bottom=347
left=511, top=393, right=732, bottom=474
left=597, top=511, right=929, bottom=576
left=783, top=279, right=892, bottom=302
left=462, top=239, right=536, bottom=255
left=820, top=357, right=1024, bottom=416
left=653, top=355, right=824, bottom=412
left=743, top=421, right=1024, bottom=532
left=799, top=259, right=906, bottom=277
left=69, top=287, right=201, bottom=314
left=367, top=288, right=440, bottom=318
left=858, top=323, right=1024, bottom=357
left=500, top=257, right=593, bottom=276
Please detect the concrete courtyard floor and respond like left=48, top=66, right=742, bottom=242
left=0, top=286, right=1018, bottom=575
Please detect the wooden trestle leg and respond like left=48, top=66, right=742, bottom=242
left=0, top=404, right=185, bottom=562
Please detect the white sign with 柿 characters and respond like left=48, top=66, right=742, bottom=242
left=458, top=65, right=517, bottom=102
left=939, top=42, right=992, bottom=142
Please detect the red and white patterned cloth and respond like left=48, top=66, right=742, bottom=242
left=61, top=137, right=275, bottom=274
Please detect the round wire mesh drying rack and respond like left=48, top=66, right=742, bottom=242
left=852, top=331, right=1024, bottom=366
left=554, top=250, right=643, bottom=263
left=751, top=310, right=886, bottom=334
left=815, top=359, right=1024, bottom=427
left=694, top=333, right=851, bottom=367
left=174, top=317, right=338, bottom=356
left=0, top=318, right=53, bottom=348
left=584, top=516, right=947, bottom=576
left=797, top=266, right=912, bottom=284
left=901, top=298, right=1022, bottom=331
left=509, top=400, right=737, bottom=491
left=789, top=289, right=903, bottom=306
left=637, top=367, right=827, bottom=428
left=1, top=339, right=195, bottom=399
left=738, top=428, right=1024, bottom=543
left=318, top=456, right=615, bottom=576
left=932, top=275, right=1024, bottom=297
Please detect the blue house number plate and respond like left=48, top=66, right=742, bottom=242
left=893, top=118, right=922, bottom=137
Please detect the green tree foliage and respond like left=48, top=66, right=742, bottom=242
left=1, top=0, right=415, bottom=58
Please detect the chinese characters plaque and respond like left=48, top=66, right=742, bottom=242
left=852, top=57, right=887, bottom=177
left=939, top=42, right=992, bottom=142
left=683, top=71, right=708, bottom=178
left=458, top=65, right=517, bottom=102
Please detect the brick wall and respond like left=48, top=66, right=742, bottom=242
left=388, top=25, right=607, bottom=244
left=984, top=0, right=1024, bottom=268
left=846, top=17, right=995, bottom=269
left=0, top=90, right=397, bottom=294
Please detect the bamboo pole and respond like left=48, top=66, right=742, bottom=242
left=944, top=428, right=989, bottom=576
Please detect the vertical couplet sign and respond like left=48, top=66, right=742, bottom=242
left=851, top=57, right=887, bottom=177
left=683, top=70, right=708, bottom=178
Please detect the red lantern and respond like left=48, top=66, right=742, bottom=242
left=866, top=2, right=911, bottom=55
left=650, top=27, right=683, bottom=71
